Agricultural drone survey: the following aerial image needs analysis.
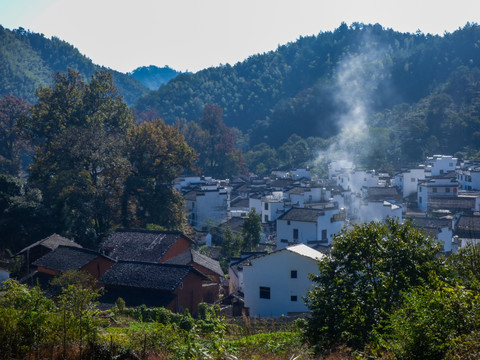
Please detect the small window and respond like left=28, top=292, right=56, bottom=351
left=411, top=178, right=416, bottom=182
left=291, top=295, right=298, bottom=302
left=446, top=187, right=450, bottom=193
left=293, top=229, right=299, bottom=240
left=264, top=215, right=268, bottom=223
left=264, top=203, right=268, bottom=210
left=291, top=270, right=297, bottom=278
left=419, top=196, right=422, bottom=204
left=322, top=229, right=327, bottom=241
left=259, top=286, right=270, bottom=299
left=287, top=220, right=291, bottom=225
left=419, top=187, right=422, bottom=192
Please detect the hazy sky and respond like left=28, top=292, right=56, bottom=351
left=1, top=0, right=479, bottom=73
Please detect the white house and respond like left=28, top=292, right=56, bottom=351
left=409, top=216, right=454, bottom=253
left=328, top=160, right=354, bottom=180
left=394, top=167, right=426, bottom=198
left=261, top=192, right=286, bottom=223
left=457, top=165, right=480, bottom=191
left=357, top=200, right=402, bottom=224
left=276, top=207, right=346, bottom=248
left=337, top=170, right=380, bottom=193
left=185, top=186, right=230, bottom=230
left=243, top=244, right=325, bottom=317
left=425, top=155, right=457, bottom=177
left=417, top=176, right=459, bottom=212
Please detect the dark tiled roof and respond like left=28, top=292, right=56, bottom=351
left=429, top=197, right=475, bottom=210
left=32, top=246, right=102, bottom=272
left=269, top=179, right=294, bottom=189
left=286, top=187, right=306, bottom=195
left=100, top=261, right=195, bottom=291
left=18, top=234, right=81, bottom=255
left=408, top=216, right=452, bottom=230
left=101, top=229, right=193, bottom=262
left=278, top=207, right=325, bottom=222
left=165, top=249, right=224, bottom=276
left=455, top=215, right=480, bottom=238
left=230, top=197, right=249, bottom=208
left=364, top=187, right=402, bottom=201
left=218, top=217, right=245, bottom=233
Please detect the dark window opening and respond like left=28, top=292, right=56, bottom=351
left=291, top=270, right=297, bottom=278
left=259, top=286, right=270, bottom=299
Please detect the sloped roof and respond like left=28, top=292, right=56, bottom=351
left=455, top=215, right=480, bottom=239
left=217, top=217, right=245, bottom=233
left=409, top=216, right=452, bottom=230
left=230, top=197, right=250, bottom=208
left=164, top=249, right=224, bottom=276
left=17, top=234, right=81, bottom=255
left=364, top=187, right=401, bottom=201
left=32, top=246, right=105, bottom=272
left=278, top=207, right=325, bottom=222
left=101, top=229, right=194, bottom=262
left=286, top=244, right=325, bottom=260
left=100, top=261, right=199, bottom=291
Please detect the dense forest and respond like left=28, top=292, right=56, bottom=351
left=0, top=26, right=149, bottom=105
left=135, top=22, right=480, bottom=170
left=129, top=65, right=182, bottom=90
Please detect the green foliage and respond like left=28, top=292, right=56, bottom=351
left=0, top=26, right=148, bottom=105
left=221, top=226, right=243, bottom=259
left=26, top=69, right=134, bottom=246
left=304, top=218, right=442, bottom=352
left=380, top=277, right=480, bottom=360
left=123, top=118, right=196, bottom=230
left=242, top=208, right=262, bottom=251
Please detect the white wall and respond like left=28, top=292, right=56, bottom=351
left=358, top=201, right=402, bottom=223
left=276, top=220, right=317, bottom=249
left=243, top=249, right=320, bottom=317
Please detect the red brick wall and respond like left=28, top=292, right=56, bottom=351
left=160, top=236, right=193, bottom=262
left=173, top=271, right=205, bottom=315
left=190, top=263, right=220, bottom=303
left=81, top=256, right=116, bottom=280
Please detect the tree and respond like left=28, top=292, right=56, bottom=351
left=304, top=218, right=442, bottom=352
left=241, top=209, right=262, bottom=251
left=0, top=94, right=30, bottom=176
left=123, top=119, right=196, bottom=230
left=221, top=226, right=242, bottom=259
left=25, top=69, right=134, bottom=245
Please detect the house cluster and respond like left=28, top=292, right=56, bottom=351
left=174, top=155, right=480, bottom=317
left=18, top=231, right=225, bottom=316
left=9, top=155, right=480, bottom=319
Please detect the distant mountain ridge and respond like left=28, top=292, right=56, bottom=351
left=0, top=26, right=149, bottom=105
left=129, top=65, right=181, bottom=90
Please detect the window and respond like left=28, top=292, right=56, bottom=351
left=291, top=295, right=298, bottom=302
left=259, top=286, right=270, bottom=299
left=291, top=270, right=297, bottom=278
left=419, top=196, right=422, bottom=204
left=446, top=187, right=450, bottom=193
left=264, top=215, right=268, bottom=222
left=322, top=229, right=327, bottom=241
left=287, top=220, right=291, bottom=225
left=419, top=187, right=422, bottom=192
left=293, top=229, right=299, bottom=240
left=264, top=203, right=269, bottom=210
left=411, top=178, right=416, bottom=182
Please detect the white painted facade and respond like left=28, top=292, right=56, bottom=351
left=417, top=177, right=459, bottom=212
left=337, top=170, right=380, bottom=193
left=187, top=188, right=229, bottom=230
left=457, top=167, right=480, bottom=191
left=328, top=160, right=354, bottom=180
left=425, top=155, right=457, bottom=177
left=276, top=207, right=346, bottom=248
left=243, top=244, right=324, bottom=317
left=358, top=201, right=402, bottom=223
left=261, top=192, right=286, bottom=223
left=394, top=167, right=426, bottom=198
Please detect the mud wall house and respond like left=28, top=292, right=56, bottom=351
left=101, top=229, right=194, bottom=263
left=17, top=233, right=82, bottom=274
left=243, top=244, right=324, bottom=317
left=276, top=207, right=345, bottom=249
left=32, top=246, right=115, bottom=281
left=99, top=261, right=209, bottom=314
left=164, top=249, right=224, bottom=303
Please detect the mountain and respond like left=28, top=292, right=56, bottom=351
left=0, top=26, right=149, bottom=105
left=133, top=23, right=480, bottom=154
left=129, top=65, right=181, bottom=90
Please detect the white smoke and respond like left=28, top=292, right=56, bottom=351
left=314, top=35, right=389, bottom=169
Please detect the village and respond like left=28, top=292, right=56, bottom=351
left=1, top=154, right=478, bottom=320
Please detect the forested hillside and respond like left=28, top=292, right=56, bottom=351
left=0, top=26, right=149, bottom=105
left=135, top=23, right=480, bottom=168
left=129, top=65, right=181, bottom=90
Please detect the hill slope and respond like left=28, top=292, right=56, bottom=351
left=134, top=23, right=480, bottom=149
left=0, top=26, right=149, bottom=105
left=130, top=65, right=181, bottom=90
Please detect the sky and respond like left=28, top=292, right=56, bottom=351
left=0, top=0, right=479, bottom=74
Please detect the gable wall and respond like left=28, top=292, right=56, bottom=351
left=160, top=236, right=192, bottom=263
